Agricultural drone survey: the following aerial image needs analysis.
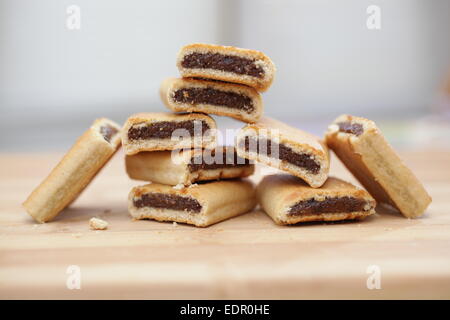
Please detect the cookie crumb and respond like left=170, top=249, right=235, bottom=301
left=173, top=221, right=178, bottom=227
left=89, top=217, right=109, bottom=230
left=173, top=184, right=185, bottom=190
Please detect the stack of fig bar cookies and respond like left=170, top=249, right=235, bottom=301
left=23, top=43, right=431, bottom=228
left=124, top=43, right=276, bottom=227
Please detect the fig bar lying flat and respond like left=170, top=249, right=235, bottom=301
left=236, top=117, right=330, bottom=188
left=160, top=78, right=263, bottom=123
left=257, top=174, right=376, bottom=225
left=126, top=146, right=254, bottom=186
left=128, top=179, right=257, bottom=227
left=177, top=43, right=276, bottom=92
left=325, top=114, right=431, bottom=218
left=122, top=112, right=216, bottom=155
left=23, top=118, right=122, bottom=223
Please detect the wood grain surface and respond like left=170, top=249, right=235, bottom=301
left=0, top=150, right=449, bottom=299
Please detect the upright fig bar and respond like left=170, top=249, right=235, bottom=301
left=325, top=114, right=431, bottom=218
left=23, top=118, right=122, bottom=223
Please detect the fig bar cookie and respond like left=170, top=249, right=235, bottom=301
left=128, top=179, right=257, bottom=227
left=177, top=43, right=276, bottom=92
left=23, top=118, right=121, bottom=223
left=160, top=78, right=263, bottom=123
left=325, top=114, right=431, bottom=218
left=126, top=146, right=254, bottom=186
left=122, top=112, right=216, bottom=155
left=257, top=174, right=376, bottom=225
left=236, top=117, right=330, bottom=188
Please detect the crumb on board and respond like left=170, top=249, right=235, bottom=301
left=173, top=221, right=178, bottom=227
left=89, top=217, right=109, bottom=230
left=173, top=184, right=185, bottom=190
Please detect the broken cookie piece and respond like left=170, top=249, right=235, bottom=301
left=23, top=118, right=121, bottom=223
left=257, top=174, right=376, bottom=225
left=325, top=114, right=432, bottom=218
left=122, top=112, right=217, bottom=155
left=236, top=117, right=330, bottom=188
left=89, top=217, right=109, bottom=230
left=128, top=179, right=257, bottom=227
left=176, top=43, right=276, bottom=92
left=126, top=146, right=254, bottom=186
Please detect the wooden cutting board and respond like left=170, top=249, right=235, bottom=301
left=1, top=150, right=449, bottom=299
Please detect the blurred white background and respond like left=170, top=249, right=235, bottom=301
left=1, top=0, right=449, bottom=150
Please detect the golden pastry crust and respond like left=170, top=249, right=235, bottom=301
left=325, top=114, right=432, bottom=218
left=160, top=77, right=263, bottom=123
left=125, top=146, right=254, bottom=185
left=122, top=112, right=217, bottom=155
left=236, top=117, right=330, bottom=188
left=128, top=179, right=257, bottom=227
left=257, top=174, right=376, bottom=225
left=23, top=118, right=122, bottom=223
left=176, top=43, right=276, bottom=92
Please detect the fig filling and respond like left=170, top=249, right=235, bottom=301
left=128, top=120, right=210, bottom=140
left=133, top=193, right=202, bottom=213
left=337, top=122, right=364, bottom=136
left=100, top=125, right=118, bottom=143
left=188, top=149, right=250, bottom=172
left=239, top=136, right=321, bottom=174
left=288, top=196, right=368, bottom=216
left=173, top=88, right=254, bottom=113
left=181, top=52, right=265, bottom=78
